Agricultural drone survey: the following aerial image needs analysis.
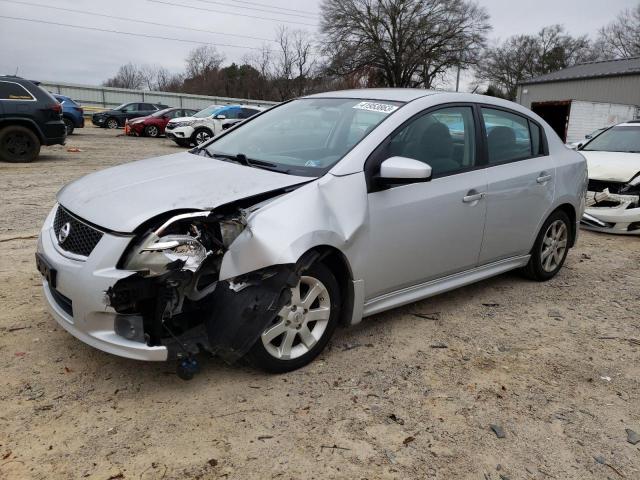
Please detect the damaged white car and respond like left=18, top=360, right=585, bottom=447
left=36, top=90, right=586, bottom=378
left=580, top=121, right=640, bottom=234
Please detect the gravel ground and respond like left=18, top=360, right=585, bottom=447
left=0, top=126, right=639, bottom=479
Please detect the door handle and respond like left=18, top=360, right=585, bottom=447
left=462, top=192, right=485, bottom=204
left=537, top=174, right=552, bottom=184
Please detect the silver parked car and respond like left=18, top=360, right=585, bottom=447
left=36, top=89, right=587, bottom=377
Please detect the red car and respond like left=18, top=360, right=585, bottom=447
left=126, top=107, right=198, bottom=137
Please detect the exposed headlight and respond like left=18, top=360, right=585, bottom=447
left=219, top=219, right=246, bottom=247
left=125, top=234, right=208, bottom=275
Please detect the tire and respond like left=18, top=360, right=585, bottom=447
left=522, top=210, right=571, bottom=281
left=63, top=118, right=74, bottom=135
left=0, top=126, right=41, bottom=163
left=144, top=125, right=160, bottom=137
left=247, top=263, right=341, bottom=373
left=192, top=128, right=212, bottom=146
left=106, top=117, right=119, bottom=129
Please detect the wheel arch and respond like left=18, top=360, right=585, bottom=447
left=297, top=245, right=355, bottom=326
left=555, top=203, right=577, bottom=247
left=0, top=118, right=44, bottom=142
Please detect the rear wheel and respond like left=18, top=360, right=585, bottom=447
left=63, top=118, right=74, bottom=135
left=144, top=125, right=160, bottom=137
left=0, top=126, right=41, bottom=163
left=247, top=263, right=341, bottom=373
left=106, top=117, right=119, bottom=129
left=522, top=210, right=571, bottom=281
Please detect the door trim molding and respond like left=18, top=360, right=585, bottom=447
left=362, top=255, right=530, bottom=318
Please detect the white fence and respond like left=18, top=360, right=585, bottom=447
left=41, top=81, right=278, bottom=112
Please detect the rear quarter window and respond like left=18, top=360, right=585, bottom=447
left=0, top=81, right=35, bottom=101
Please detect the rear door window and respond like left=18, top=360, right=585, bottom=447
left=0, top=81, right=35, bottom=101
left=481, top=108, right=533, bottom=164
left=140, top=103, right=155, bottom=111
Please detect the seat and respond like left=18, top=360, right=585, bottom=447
left=487, top=126, right=517, bottom=163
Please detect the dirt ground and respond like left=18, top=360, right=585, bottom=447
left=0, top=126, right=639, bottom=480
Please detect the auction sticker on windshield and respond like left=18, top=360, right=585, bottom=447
left=353, top=102, right=399, bottom=114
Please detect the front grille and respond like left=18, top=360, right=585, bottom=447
left=53, top=206, right=104, bottom=257
left=588, top=179, right=625, bottom=194
left=50, top=286, right=73, bottom=317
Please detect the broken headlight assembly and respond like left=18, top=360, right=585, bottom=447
left=123, top=211, right=247, bottom=276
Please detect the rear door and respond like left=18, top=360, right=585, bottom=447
left=478, top=107, right=555, bottom=264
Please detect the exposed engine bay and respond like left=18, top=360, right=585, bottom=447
left=104, top=202, right=305, bottom=369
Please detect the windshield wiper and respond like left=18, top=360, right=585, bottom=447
left=209, top=151, right=289, bottom=173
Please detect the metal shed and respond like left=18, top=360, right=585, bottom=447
left=516, top=57, right=640, bottom=142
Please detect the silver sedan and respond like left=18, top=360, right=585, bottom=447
left=36, top=89, right=587, bottom=377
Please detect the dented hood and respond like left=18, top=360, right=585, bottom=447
left=581, top=151, right=640, bottom=183
left=57, top=152, right=310, bottom=232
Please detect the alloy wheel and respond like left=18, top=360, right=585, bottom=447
left=261, top=276, right=331, bottom=360
left=540, top=219, right=568, bottom=272
left=147, top=125, right=159, bottom=137
left=195, top=131, right=211, bottom=144
left=107, top=119, right=118, bottom=129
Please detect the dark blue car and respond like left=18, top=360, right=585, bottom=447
left=53, top=94, right=84, bottom=135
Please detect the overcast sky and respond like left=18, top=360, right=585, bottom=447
left=1, top=0, right=638, bottom=92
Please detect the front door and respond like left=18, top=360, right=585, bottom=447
left=364, top=105, right=488, bottom=300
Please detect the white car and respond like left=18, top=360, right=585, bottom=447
left=580, top=121, right=640, bottom=234
left=567, top=127, right=608, bottom=149
left=165, top=104, right=264, bottom=147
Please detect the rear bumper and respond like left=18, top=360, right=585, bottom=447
left=37, top=206, right=168, bottom=361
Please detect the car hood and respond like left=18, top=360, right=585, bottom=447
left=581, top=151, right=640, bottom=183
left=168, top=116, right=196, bottom=124
left=129, top=116, right=150, bottom=124
left=57, top=152, right=311, bottom=233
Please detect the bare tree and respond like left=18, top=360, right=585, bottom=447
left=185, top=45, right=225, bottom=78
left=103, top=63, right=144, bottom=89
left=320, top=0, right=491, bottom=88
left=598, top=4, right=640, bottom=59
left=155, top=67, right=184, bottom=92
left=475, top=25, right=597, bottom=100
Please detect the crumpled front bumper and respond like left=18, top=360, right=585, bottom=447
left=581, top=191, right=640, bottom=235
left=37, top=207, right=168, bottom=361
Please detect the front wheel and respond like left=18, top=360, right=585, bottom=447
left=247, top=263, right=341, bottom=373
left=522, top=210, right=571, bottom=281
left=193, top=128, right=212, bottom=145
left=106, top=117, right=119, bottom=129
left=144, top=125, right=160, bottom=137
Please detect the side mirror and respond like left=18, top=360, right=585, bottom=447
left=215, top=114, right=226, bottom=120
left=377, top=156, right=432, bottom=186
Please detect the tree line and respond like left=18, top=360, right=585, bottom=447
left=103, top=1, right=640, bottom=102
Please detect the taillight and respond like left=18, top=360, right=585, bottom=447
left=47, top=103, right=62, bottom=113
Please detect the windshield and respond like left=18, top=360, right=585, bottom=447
left=203, top=98, right=403, bottom=176
left=193, top=105, right=224, bottom=118
left=113, top=103, right=128, bottom=111
left=151, top=108, right=173, bottom=117
left=582, top=126, right=640, bottom=153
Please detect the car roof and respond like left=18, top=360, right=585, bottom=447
left=304, top=88, right=441, bottom=102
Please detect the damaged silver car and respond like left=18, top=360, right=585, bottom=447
left=36, top=89, right=587, bottom=377
left=579, top=121, right=640, bottom=235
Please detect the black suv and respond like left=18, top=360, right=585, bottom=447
left=0, top=76, right=66, bottom=163
left=92, top=102, right=170, bottom=129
